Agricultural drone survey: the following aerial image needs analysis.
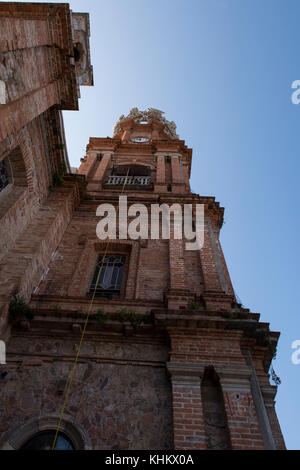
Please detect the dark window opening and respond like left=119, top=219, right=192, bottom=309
left=107, top=164, right=151, bottom=186
left=201, top=367, right=231, bottom=450
left=89, top=254, right=126, bottom=299
left=0, top=158, right=10, bottom=193
left=73, top=43, right=83, bottom=62
left=111, top=164, right=150, bottom=177
left=20, top=431, right=74, bottom=451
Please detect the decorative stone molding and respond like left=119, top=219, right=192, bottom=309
left=214, top=365, right=253, bottom=392
left=0, top=413, right=92, bottom=450
left=167, top=362, right=205, bottom=387
left=167, top=363, right=252, bottom=391
left=261, top=385, right=278, bottom=407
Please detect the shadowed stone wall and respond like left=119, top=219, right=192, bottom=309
left=0, top=332, right=173, bottom=450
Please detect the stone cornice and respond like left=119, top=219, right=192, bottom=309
left=261, top=385, right=278, bottom=406
left=154, top=310, right=279, bottom=372
left=87, top=138, right=121, bottom=152
left=167, top=362, right=204, bottom=386
left=86, top=137, right=193, bottom=174
left=214, top=365, right=252, bottom=389
left=166, top=362, right=252, bottom=391
left=10, top=305, right=278, bottom=374
left=72, top=192, right=225, bottom=227
left=9, top=317, right=168, bottom=346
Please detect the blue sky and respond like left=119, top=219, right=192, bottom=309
left=12, top=0, right=300, bottom=449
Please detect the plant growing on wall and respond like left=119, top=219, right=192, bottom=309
left=9, top=295, right=34, bottom=325
left=95, top=309, right=108, bottom=324
left=53, top=173, right=65, bottom=186
left=187, top=300, right=201, bottom=311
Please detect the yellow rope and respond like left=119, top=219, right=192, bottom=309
left=52, top=169, right=130, bottom=450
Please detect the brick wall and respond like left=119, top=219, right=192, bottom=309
left=167, top=328, right=267, bottom=449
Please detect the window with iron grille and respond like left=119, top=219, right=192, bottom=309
left=106, top=164, right=151, bottom=186
left=0, top=158, right=10, bottom=193
left=89, top=254, right=126, bottom=299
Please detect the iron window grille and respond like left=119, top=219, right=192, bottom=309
left=107, top=175, right=151, bottom=185
left=89, top=254, right=126, bottom=299
left=106, top=165, right=151, bottom=186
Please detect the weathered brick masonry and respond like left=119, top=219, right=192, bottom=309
left=0, top=3, right=285, bottom=450
left=0, top=2, right=93, bottom=336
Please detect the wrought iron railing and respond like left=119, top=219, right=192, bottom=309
left=106, top=175, right=151, bottom=186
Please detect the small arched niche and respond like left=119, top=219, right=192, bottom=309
left=201, top=366, right=232, bottom=450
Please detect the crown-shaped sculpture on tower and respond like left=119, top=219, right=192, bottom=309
left=113, top=107, right=179, bottom=140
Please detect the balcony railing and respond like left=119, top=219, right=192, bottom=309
left=106, top=175, right=151, bottom=186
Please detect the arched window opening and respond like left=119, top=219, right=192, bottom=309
left=201, top=367, right=231, bottom=450
left=20, top=431, right=75, bottom=451
left=0, top=146, right=27, bottom=195
left=107, top=164, right=151, bottom=186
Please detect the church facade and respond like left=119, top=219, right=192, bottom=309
left=0, top=2, right=285, bottom=450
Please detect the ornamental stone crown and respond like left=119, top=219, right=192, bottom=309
left=113, top=107, right=179, bottom=140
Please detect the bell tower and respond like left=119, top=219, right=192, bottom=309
left=0, top=107, right=285, bottom=450
left=75, top=107, right=285, bottom=449
left=79, top=107, right=190, bottom=194
left=78, top=107, right=236, bottom=312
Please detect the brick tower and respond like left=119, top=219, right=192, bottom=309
left=0, top=105, right=286, bottom=450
